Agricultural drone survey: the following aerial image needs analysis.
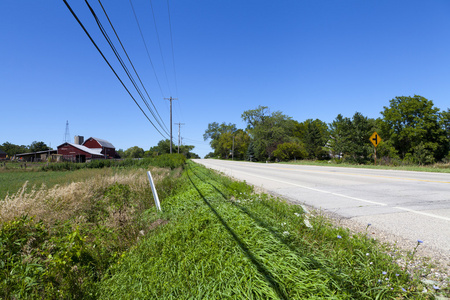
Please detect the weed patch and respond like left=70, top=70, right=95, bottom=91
left=99, top=161, right=440, bottom=299
left=0, top=163, right=184, bottom=299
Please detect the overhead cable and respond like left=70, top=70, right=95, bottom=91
left=149, top=0, right=173, bottom=99
left=84, top=0, right=169, bottom=137
left=97, top=0, right=169, bottom=134
left=63, top=0, right=168, bottom=138
left=129, top=0, right=167, bottom=98
left=166, top=0, right=179, bottom=97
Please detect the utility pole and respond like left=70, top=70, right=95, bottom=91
left=175, top=122, right=185, bottom=154
left=164, top=97, right=178, bottom=153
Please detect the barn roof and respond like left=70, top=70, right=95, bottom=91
left=86, top=137, right=115, bottom=149
left=59, top=143, right=103, bottom=156
left=15, top=150, right=57, bottom=157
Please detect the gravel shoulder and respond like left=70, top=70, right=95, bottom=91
left=254, top=183, right=450, bottom=293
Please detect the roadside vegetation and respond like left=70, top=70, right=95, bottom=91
left=283, top=159, right=450, bottom=174
left=1, top=158, right=448, bottom=298
left=203, top=95, right=450, bottom=167
left=0, top=155, right=185, bottom=299
left=101, top=161, right=446, bottom=299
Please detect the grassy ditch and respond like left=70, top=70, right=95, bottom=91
left=0, top=155, right=185, bottom=299
left=99, top=161, right=444, bottom=299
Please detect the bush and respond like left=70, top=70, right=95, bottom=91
left=272, top=142, right=307, bottom=161
left=41, top=154, right=187, bottom=172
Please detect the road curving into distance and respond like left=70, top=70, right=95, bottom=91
left=192, top=159, right=450, bottom=260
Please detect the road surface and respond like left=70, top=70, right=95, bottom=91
left=192, top=159, right=450, bottom=259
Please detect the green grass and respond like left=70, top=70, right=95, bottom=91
left=99, top=161, right=440, bottom=299
left=1, top=154, right=186, bottom=200
left=281, top=159, right=450, bottom=173
left=1, top=159, right=446, bottom=298
left=0, top=168, right=114, bottom=200
left=0, top=162, right=183, bottom=299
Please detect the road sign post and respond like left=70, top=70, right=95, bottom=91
left=369, top=132, right=381, bottom=166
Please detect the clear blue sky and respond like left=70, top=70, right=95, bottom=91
left=1, top=1, right=449, bottom=158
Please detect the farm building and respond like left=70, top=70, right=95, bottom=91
left=83, top=137, right=117, bottom=158
left=0, top=150, right=7, bottom=160
left=57, top=137, right=118, bottom=162
left=15, top=150, right=58, bottom=162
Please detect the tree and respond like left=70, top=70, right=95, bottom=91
left=148, top=139, right=172, bottom=156
left=241, top=106, right=295, bottom=161
left=328, top=114, right=352, bottom=158
left=328, top=112, right=375, bottom=163
left=29, top=141, right=50, bottom=152
left=232, top=129, right=250, bottom=160
left=177, top=144, right=198, bottom=159
left=272, top=142, right=307, bottom=161
left=203, top=122, right=237, bottom=159
left=296, top=119, right=329, bottom=159
left=347, top=112, right=375, bottom=163
left=147, top=139, right=199, bottom=158
left=439, top=108, right=450, bottom=158
left=124, top=146, right=144, bottom=158
left=116, top=149, right=125, bottom=158
left=0, top=142, right=28, bottom=157
left=380, top=95, right=446, bottom=162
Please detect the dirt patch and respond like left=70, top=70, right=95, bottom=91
left=149, top=219, right=169, bottom=231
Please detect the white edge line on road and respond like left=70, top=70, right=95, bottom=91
left=394, top=206, right=450, bottom=222
left=199, top=162, right=450, bottom=222
left=238, top=171, right=388, bottom=206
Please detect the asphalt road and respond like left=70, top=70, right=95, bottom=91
left=192, top=159, right=450, bottom=258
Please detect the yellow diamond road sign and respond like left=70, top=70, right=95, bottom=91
left=370, top=132, right=381, bottom=147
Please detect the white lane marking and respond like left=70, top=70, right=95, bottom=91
left=236, top=171, right=388, bottom=206
left=199, top=162, right=450, bottom=222
left=394, top=207, right=450, bottom=222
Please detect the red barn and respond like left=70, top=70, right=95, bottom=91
left=57, top=143, right=104, bottom=162
left=57, top=137, right=117, bottom=162
left=82, top=137, right=117, bottom=158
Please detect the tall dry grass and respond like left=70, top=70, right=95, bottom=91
left=0, top=168, right=168, bottom=226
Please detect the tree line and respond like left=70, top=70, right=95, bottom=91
left=117, top=139, right=199, bottom=159
left=0, top=141, right=51, bottom=157
left=204, top=95, right=450, bottom=165
left=0, top=139, right=199, bottom=160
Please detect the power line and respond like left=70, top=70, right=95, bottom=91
left=97, top=0, right=169, bottom=135
left=129, top=0, right=166, bottom=98
left=62, top=0, right=168, bottom=138
left=166, top=0, right=179, bottom=97
left=149, top=0, right=173, bottom=98
left=84, top=0, right=169, bottom=137
left=183, top=137, right=206, bottom=144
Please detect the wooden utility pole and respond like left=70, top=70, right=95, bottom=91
left=164, top=97, right=178, bottom=153
left=175, top=122, right=185, bottom=153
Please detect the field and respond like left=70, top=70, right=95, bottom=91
left=0, top=167, right=114, bottom=200
left=283, top=159, right=450, bottom=173
left=1, top=157, right=448, bottom=299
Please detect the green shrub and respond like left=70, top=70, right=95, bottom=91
left=41, top=154, right=186, bottom=172
left=0, top=216, right=48, bottom=298
left=99, top=162, right=433, bottom=299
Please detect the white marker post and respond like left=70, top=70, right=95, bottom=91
left=147, top=170, right=161, bottom=211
